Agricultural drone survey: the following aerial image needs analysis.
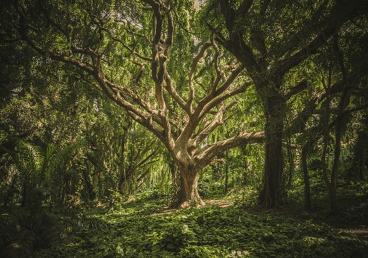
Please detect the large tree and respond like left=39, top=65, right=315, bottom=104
left=204, top=0, right=368, bottom=207
left=1, top=0, right=265, bottom=208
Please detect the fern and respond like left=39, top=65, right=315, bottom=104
left=0, top=208, right=61, bottom=257
left=12, top=139, right=86, bottom=207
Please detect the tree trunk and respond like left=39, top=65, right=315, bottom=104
left=118, top=132, right=127, bottom=194
left=241, top=146, right=248, bottom=185
left=356, top=132, right=367, bottom=181
left=97, top=169, right=102, bottom=201
left=224, top=161, right=229, bottom=194
left=302, top=143, right=312, bottom=210
left=359, top=145, right=367, bottom=181
left=169, top=159, right=181, bottom=204
left=330, top=126, right=341, bottom=211
left=175, top=166, right=205, bottom=208
left=82, top=162, right=95, bottom=200
left=259, top=96, right=285, bottom=208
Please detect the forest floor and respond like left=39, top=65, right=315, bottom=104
left=3, top=183, right=368, bottom=258
left=152, top=199, right=233, bottom=216
left=246, top=204, right=368, bottom=244
left=153, top=196, right=368, bottom=245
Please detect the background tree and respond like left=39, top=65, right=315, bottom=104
left=203, top=0, right=368, bottom=207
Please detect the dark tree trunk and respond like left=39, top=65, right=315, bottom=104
left=241, top=146, right=248, bottom=185
left=118, top=171, right=127, bottom=194
left=355, top=132, right=367, bottom=181
left=259, top=96, right=285, bottom=208
left=61, top=183, right=65, bottom=205
left=82, top=162, right=95, bottom=200
left=359, top=146, right=367, bottom=181
left=118, top=132, right=127, bottom=194
left=330, top=127, right=341, bottom=211
left=224, top=161, right=229, bottom=194
left=97, top=169, right=102, bottom=201
left=119, top=168, right=134, bottom=195
left=302, top=144, right=312, bottom=210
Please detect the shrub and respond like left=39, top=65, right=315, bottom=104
left=0, top=208, right=61, bottom=257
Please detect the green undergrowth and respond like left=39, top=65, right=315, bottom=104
left=32, top=191, right=368, bottom=258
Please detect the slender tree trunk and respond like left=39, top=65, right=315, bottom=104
left=330, top=69, right=350, bottom=210
left=321, top=85, right=337, bottom=211
left=82, top=162, right=95, bottom=200
left=61, top=183, right=65, bottom=205
left=224, top=161, right=229, bottom=194
left=330, top=125, right=342, bottom=211
left=119, top=168, right=134, bottom=196
left=223, top=150, right=229, bottom=194
left=97, top=169, right=102, bottom=201
left=321, top=104, right=334, bottom=210
left=359, top=145, right=367, bottom=181
left=356, top=132, right=367, bottom=181
left=240, top=146, right=248, bottom=186
left=118, top=132, right=127, bottom=194
left=302, top=143, right=312, bottom=210
left=259, top=96, right=285, bottom=208
left=321, top=48, right=341, bottom=211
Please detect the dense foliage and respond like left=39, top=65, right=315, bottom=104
left=34, top=188, right=368, bottom=257
left=1, top=0, right=368, bottom=256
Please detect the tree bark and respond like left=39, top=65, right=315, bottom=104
left=302, top=143, right=312, bottom=210
left=82, top=160, right=95, bottom=200
left=259, top=96, right=285, bottom=208
left=169, top=159, right=180, bottom=203
left=224, top=157, right=229, bottom=194
left=358, top=133, right=367, bottom=181
left=118, top=132, right=127, bottom=194
left=174, top=165, right=205, bottom=208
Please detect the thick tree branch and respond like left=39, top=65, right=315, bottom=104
left=212, top=38, right=226, bottom=85
left=250, top=29, right=268, bottom=57
left=237, top=0, right=254, bottom=15
left=177, top=66, right=245, bottom=145
left=219, top=0, right=236, bottom=32
left=127, top=111, right=166, bottom=144
left=278, top=26, right=337, bottom=76
left=216, top=33, right=260, bottom=74
left=190, top=101, right=237, bottom=151
left=278, top=0, right=368, bottom=76
left=164, top=74, right=188, bottom=113
left=284, top=80, right=308, bottom=100
left=106, top=81, right=156, bottom=116
left=199, top=81, right=250, bottom=120
left=194, top=131, right=264, bottom=167
left=187, top=42, right=212, bottom=111
left=287, top=80, right=344, bottom=134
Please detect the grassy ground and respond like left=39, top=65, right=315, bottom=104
left=29, top=185, right=368, bottom=258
